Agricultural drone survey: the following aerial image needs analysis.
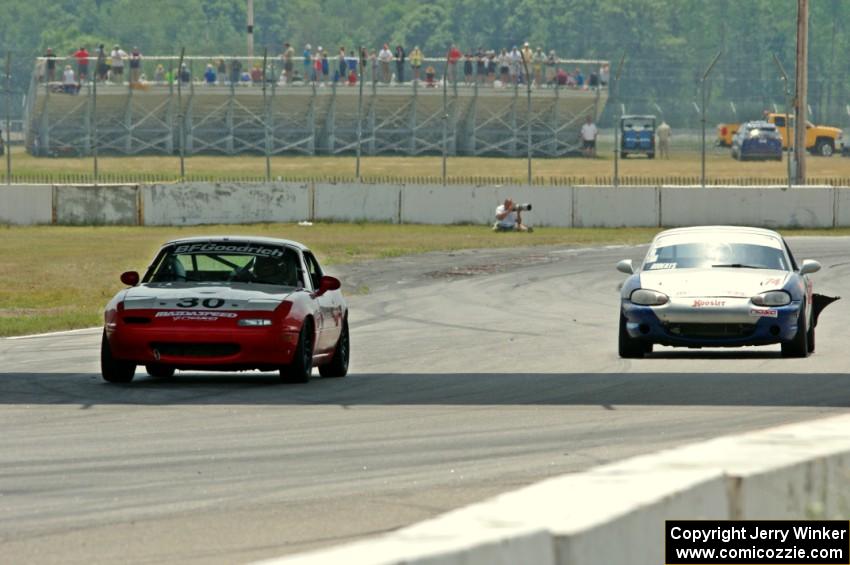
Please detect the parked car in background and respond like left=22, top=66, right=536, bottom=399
left=730, top=121, right=782, bottom=161
left=717, top=112, right=842, bottom=156
left=620, top=114, right=655, bottom=159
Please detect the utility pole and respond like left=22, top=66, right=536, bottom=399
left=612, top=53, right=625, bottom=187
left=773, top=53, right=793, bottom=190
left=700, top=51, right=722, bottom=188
left=247, top=0, right=255, bottom=59
left=5, top=52, right=11, bottom=184
left=520, top=50, right=532, bottom=185
left=794, top=0, right=808, bottom=185
left=177, top=47, right=185, bottom=179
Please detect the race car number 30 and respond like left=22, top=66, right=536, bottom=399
left=176, top=298, right=226, bottom=308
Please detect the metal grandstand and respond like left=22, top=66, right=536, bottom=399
left=25, top=56, right=608, bottom=158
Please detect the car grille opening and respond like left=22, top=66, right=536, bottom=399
left=665, top=323, right=756, bottom=338
left=150, top=342, right=241, bottom=357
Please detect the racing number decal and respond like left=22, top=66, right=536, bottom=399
left=176, top=298, right=226, bottom=308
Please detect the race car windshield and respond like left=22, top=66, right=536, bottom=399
left=147, top=243, right=302, bottom=287
left=643, top=242, right=789, bottom=271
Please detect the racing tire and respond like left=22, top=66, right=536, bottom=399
left=145, top=364, right=175, bottom=378
left=814, top=140, right=834, bottom=157
left=319, top=318, right=349, bottom=378
left=807, top=323, right=816, bottom=354
left=618, top=313, right=645, bottom=358
left=280, top=321, right=314, bottom=383
left=781, top=305, right=810, bottom=358
left=101, top=332, right=136, bottom=383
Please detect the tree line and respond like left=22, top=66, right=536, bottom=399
left=2, top=0, right=849, bottom=127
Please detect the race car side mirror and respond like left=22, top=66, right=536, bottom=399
left=616, top=259, right=634, bottom=274
left=799, top=260, right=821, bottom=275
left=316, top=275, right=341, bottom=296
left=120, top=271, right=140, bottom=286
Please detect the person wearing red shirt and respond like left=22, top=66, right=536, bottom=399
left=73, top=47, right=89, bottom=81
left=447, top=44, right=462, bottom=84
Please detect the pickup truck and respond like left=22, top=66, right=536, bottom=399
left=716, top=113, right=843, bottom=156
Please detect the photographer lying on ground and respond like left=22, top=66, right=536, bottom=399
left=493, top=198, right=533, bottom=232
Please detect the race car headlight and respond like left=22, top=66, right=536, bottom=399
left=237, top=318, right=273, bottom=327
left=751, top=290, right=791, bottom=306
left=630, top=289, right=669, bottom=306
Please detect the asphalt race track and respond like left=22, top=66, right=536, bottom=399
left=2, top=237, right=850, bottom=564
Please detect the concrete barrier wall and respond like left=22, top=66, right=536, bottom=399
left=314, top=183, right=400, bottom=223
left=0, top=185, right=52, bottom=224
left=4, top=183, right=850, bottom=228
left=260, top=413, right=850, bottom=565
left=573, top=186, right=658, bottom=227
left=55, top=185, right=140, bottom=225
left=662, top=186, right=835, bottom=228
left=400, top=185, right=573, bottom=226
left=143, top=182, right=311, bottom=225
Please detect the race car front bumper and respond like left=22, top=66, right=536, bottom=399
left=621, top=297, right=802, bottom=348
left=105, top=317, right=300, bottom=369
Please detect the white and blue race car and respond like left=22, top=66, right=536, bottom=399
left=617, top=226, right=838, bottom=358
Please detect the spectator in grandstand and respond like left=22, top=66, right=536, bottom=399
left=498, top=48, right=509, bottom=84
left=599, top=63, right=609, bottom=87
left=580, top=115, right=598, bottom=157
left=73, top=46, right=89, bottom=82
left=337, top=47, right=347, bottom=82
left=509, top=46, right=521, bottom=84
left=533, top=47, right=544, bottom=87
left=348, top=67, right=357, bottom=86
left=154, top=64, right=165, bottom=82
left=303, top=44, right=312, bottom=81
left=217, top=58, right=226, bottom=84
left=315, top=48, right=325, bottom=85
left=545, top=50, right=557, bottom=85
left=447, top=44, right=461, bottom=84
left=228, top=58, right=240, bottom=84
left=487, top=51, right=496, bottom=83
left=62, top=65, right=76, bottom=94
left=110, top=45, right=127, bottom=83
left=204, top=64, right=216, bottom=85
left=424, top=64, right=436, bottom=87
left=129, top=47, right=142, bottom=83
left=320, top=50, right=329, bottom=83
left=574, top=67, right=584, bottom=88
left=556, top=67, right=568, bottom=86
left=409, top=46, right=423, bottom=81
left=463, top=53, right=473, bottom=85
left=43, top=48, right=56, bottom=82
left=520, top=42, right=533, bottom=82
left=251, top=63, right=262, bottom=84
left=282, top=43, right=294, bottom=84
left=378, top=44, right=393, bottom=83
left=179, top=63, right=191, bottom=83
left=475, top=49, right=486, bottom=83
left=96, top=45, right=109, bottom=82
left=369, top=49, right=378, bottom=84
left=395, top=46, right=405, bottom=83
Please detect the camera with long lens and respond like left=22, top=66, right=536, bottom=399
left=512, top=203, right=532, bottom=212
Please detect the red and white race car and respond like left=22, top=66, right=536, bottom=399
left=101, top=236, right=349, bottom=383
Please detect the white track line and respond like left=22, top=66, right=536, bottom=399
left=3, top=327, right=101, bottom=340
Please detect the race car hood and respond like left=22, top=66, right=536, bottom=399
left=122, top=283, right=295, bottom=312
left=639, top=268, right=789, bottom=298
